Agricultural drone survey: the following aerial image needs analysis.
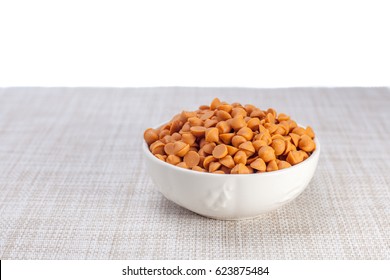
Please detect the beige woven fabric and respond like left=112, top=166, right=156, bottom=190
left=0, top=87, right=389, bottom=260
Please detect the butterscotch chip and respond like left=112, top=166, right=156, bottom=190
left=213, top=170, right=225, bottom=174
left=277, top=160, right=291, bottom=170
left=200, top=110, right=215, bottom=120
left=176, top=162, right=188, bottom=169
left=220, top=133, right=235, bottom=145
left=231, top=163, right=250, bottom=174
left=289, top=133, right=300, bottom=146
left=219, top=155, right=235, bottom=168
left=258, top=146, right=276, bottom=162
left=164, top=142, right=176, bottom=155
left=209, top=161, right=222, bottom=172
left=204, top=119, right=218, bottom=128
left=198, top=148, right=206, bottom=157
left=212, top=144, right=228, bottom=159
left=264, top=123, right=278, bottom=134
left=144, top=128, right=159, bottom=145
left=286, top=150, right=304, bottom=165
left=190, top=126, right=207, bottom=137
left=231, top=135, right=247, bottom=147
left=203, top=155, right=217, bottom=170
left=250, top=109, right=265, bottom=118
left=173, top=141, right=190, bottom=157
left=231, top=107, right=247, bottom=118
left=216, top=110, right=232, bottom=121
left=167, top=155, right=181, bottom=165
left=246, top=156, right=258, bottom=164
left=265, top=113, right=275, bottom=124
left=239, top=141, right=255, bottom=156
left=220, top=165, right=232, bottom=174
left=278, top=113, right=290, bottom=121
left=252, top=140, right=267, bottom=152
left=298, top=135, right=316, bottom=152
left=233, top=150, right=247, bottom=165
left=216, top=121, right=231, bottom=134
left=210, top=97, right=221, bottom=110
left=237, top=127, right=254, bottom=141
left=306, top=126, right=315, bottom=138
left=226, top=145, right=238, bottom=156
left=184, top=151, right=200, bottom=168
left=192, top=166, right=206, bottom=172
left=169, top=120, right=183, bottom=134
left=205, top=127, right=219, bottom=143
left=203, top=142, right=217, bottom=154
left=181, top=133, right=196, bottom=145
left=155, top=154, right=166, bottom=161
left=247, top=117, right=261, bottom=131
left=188, top=117, right=203, bottom=127
left=292, top=127, right=306, bottom=136
left=266, top=160, right=279, bottom=172
left=271, top=138, right=286, bottom=156
left=250, top=158, right=266, bottom=172
left=217, top=104, right=233, bottom=113
left=228, top=115, right=247, bottom=131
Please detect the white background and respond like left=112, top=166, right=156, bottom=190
left=0, top=0, right=389, bottom=87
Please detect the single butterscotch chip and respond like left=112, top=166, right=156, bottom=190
left=204, top=118, right=218, bottom=128
left=266, top=160, right=279, bottom=172
left=239, top=141, right=255, bottom=156
left=216, top=110, right=232, bottom=121
left=233, top=150, right=247, bottom=165
left=173, top=141, right=190, bottom=157
left=203, top=142, right=217, bottom=154
left=278, top=113, right=290, bottom=121
left=250, top=108, right=265, bottom=118
left=216, top=121, right=231, bottom=134
left=286, top=150, right=304, bottom=165
left=164, top=142, right=176, bottom=155
left=210, top=97, right=221, bottom=110
left=220, top=133, right=235, bottom=145
left=192, top=166, right=206, bottom=172
left=258, top=146, right=276, bottom=162
left=144, top=98, right=316, bottom=173
left=205, top=127, right=219, bottom=143
left=212, top=144, right=228, bottom=159
left=289, top=133, right=300, bottom=146
left=190, top=126, right=207, bottom=137
left=231, top=107, right=247, bottom=118
left=292, top=127, right=306, bottom=136
left=155, top=154, right=166, bottom=161
left=247, top=117, right=261, bottom=131
left=181, top=133, right=196, bottom=145
left=209, top=161, right=222, bottom=172
left=231, top=163, right=250, bottom=174
left=176, top=162, right=188, bottom=169
left=231, top=135, right=247, bottom=147
left=226, top=145, right=238, bottom=156
left=306, top=126, right=315, bottom=138
left=166, top=155, right=181, bottom=165
left=188, top=117, right=203, bottom=127
left=237, top=127, right=254, bottom=141
left=250, top=158, right=266, bottom=172
left=277, top=160, right=291, bottom=170
left=144, top=128, right=159, bottom=145
left=271, top=138, right=286, bottom=156
left=219, top=155, right=235, bottom=168
left=184, top=151, right=200, bottom=168
left=200, top=110, right=215, bottom=121
left=228, top=115, right=247, bottom=131
left=298, top=135, right=316, bottom=152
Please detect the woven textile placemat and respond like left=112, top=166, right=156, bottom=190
left=0, top=87, right=389, bottom=259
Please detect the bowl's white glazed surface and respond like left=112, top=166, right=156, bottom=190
left=143, top=134, right=320, bottom=220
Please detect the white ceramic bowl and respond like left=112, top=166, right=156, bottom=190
left=143, top=127, right=320, bottom=220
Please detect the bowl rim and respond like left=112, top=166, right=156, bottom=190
left=143, top=122, right=320, bottom=177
